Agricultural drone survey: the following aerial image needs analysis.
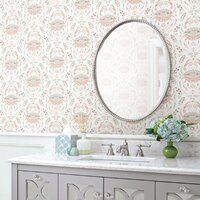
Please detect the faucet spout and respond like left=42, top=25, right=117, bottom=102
left=117, top=140, right=130, bottom=156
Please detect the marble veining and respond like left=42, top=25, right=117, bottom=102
left=10, top=153, right=200, bottom=176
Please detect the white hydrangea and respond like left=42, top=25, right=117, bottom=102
left=157, top=118, right=189, bottom=142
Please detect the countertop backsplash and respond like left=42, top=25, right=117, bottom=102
left=91, top=139, right=200, bottom=158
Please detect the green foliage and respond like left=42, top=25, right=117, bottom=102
left=146, top=128, right=154, bottom=135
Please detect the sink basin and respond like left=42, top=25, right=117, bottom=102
left=78, top=155, right=155, bottom=165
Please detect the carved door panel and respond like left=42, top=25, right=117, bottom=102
left=18, top=171, right=58, bottom=200
left=156, top=182, right=200, bottom=200
left=104, top=178, right=154, bottom=200
left=59, top=174, right=103, bottom=200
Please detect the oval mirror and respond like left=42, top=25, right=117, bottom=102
left=94, top=20, right=171, bottom=121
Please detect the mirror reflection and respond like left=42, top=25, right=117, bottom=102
left=95, top=20, right=170, bottom=121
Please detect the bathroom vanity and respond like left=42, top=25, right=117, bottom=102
left=11, top=154, right=200, bottom=200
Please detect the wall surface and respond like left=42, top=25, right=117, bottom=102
left=0, top=0, right=199, bottom=135
left=0, top=134, right=54, bottom=200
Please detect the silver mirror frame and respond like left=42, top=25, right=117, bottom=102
left=93, top=19, right=171, bottom=122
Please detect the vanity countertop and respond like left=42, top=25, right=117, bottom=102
left=10, top=154, right=200, bottom=176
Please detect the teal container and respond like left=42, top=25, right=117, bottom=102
left=55, top=135, right=71, bottom=158
left=69, top=135, right=79, bottom=156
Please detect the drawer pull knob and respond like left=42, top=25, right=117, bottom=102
left=105, top=193, right=113, bottom=199
left=33, top=174, right=42, bottom=181
left=179, top=186, right=190, bottom=194
left=94, top=192, right=103, bottom=198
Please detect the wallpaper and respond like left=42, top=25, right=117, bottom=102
left=0, top=0, right=199, bottom=135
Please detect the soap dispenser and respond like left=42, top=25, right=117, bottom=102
left=77, top=133, right=91, bottom=155
left=77, top=115, right=91, bottom=155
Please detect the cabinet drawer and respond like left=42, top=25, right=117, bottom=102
left=105, top=178, right=155, bottom=200
left=156, top=182, right=200, bottom=200
left=59, top=174, right=103, bottom=200
left=18, top=171, right=58, bottom=200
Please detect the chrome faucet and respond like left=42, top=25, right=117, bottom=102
left=136, top=144, right=151, bottom=157
left=117, top=140, right=130, bottom=156
left=102, top=143, right=115, bottom=155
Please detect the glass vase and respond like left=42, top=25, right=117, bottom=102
left=163, top=140, right=178, bottom=158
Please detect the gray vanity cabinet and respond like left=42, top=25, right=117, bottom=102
left=156, top=182, right=200, bottom=200
left=59, top=174, right=104, bottom=200
left=13, top=164, right=200, bottom=200
left=104, top=178, right=154, bottom=200
left=18, top=171, right=58, bottom=200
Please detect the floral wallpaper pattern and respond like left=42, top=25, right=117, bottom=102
left=0, top=0, right=199, bottom=135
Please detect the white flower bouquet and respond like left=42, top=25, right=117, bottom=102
left=146, top=115, right=195, bottom=158
left=146, top=115, right=193, bottom=142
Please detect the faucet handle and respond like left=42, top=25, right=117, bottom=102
left=101, top=143, right=115, bottom=147
left=136, top=144, right=151, bottom=157
left=101, top=143, right=115, bottom=156
left=138, top=144, right=151, bottom=148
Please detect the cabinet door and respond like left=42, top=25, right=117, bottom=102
left=104, top=178, right=155, bottom=200
left=18, top=171, right=58, bottom=200
left=156, top=182, right=200, bottom=200
left=59, top=174, right=103, bottom=200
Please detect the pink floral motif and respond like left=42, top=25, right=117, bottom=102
left=27, top=2, right=42, bottom=15
left=5, top=15, right=19, bottom=35
left=99, top=5, right=116, bottom=27
left=183, top=101, right=200, bottom=124
left=74, top=0, right=90, bottom=10
left=4, top=86, right=18, bottom=106
left=126, top=0, right=142, bottom=4
left=50, top=10, right=65, bottom=31
left=184, top=16, right=200, bottom=40
left=5, top=50, right=19, bottom=70
left=26, top=31, right=42, bottom=51
left=49, top=47, right=65, bottom=68
left=0, top=0, right=199, bottom=134
left=26, top=103, right=41, bottom=124
left=154, top=0, right=173, bottom=22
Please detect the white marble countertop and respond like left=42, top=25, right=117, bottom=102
left=10, top=154, right=200, bottom=176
